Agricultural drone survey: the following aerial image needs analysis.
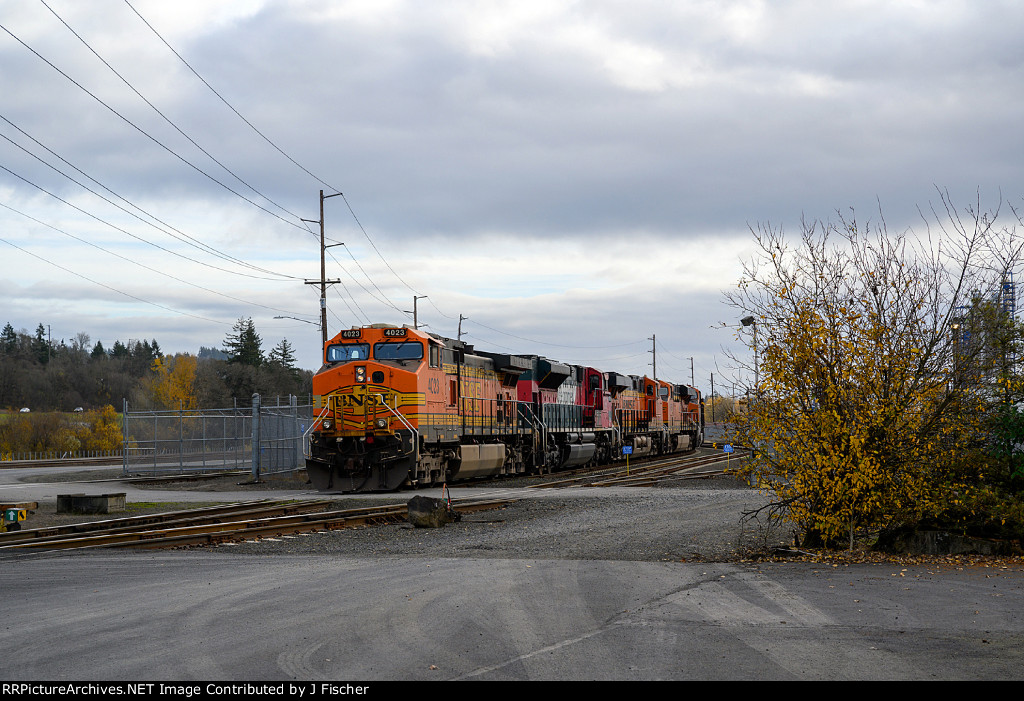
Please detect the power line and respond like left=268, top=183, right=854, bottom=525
left=39, top=0, right=309, bottom=230
left=122, top=2, right=420, bottom=316
left=116, top=1, right=690, bottom=364
left=0, top=200, right=311, bottom=317
left=0, top=119, right=301, bottom=280
left=0, top=19, right=311, bottom=233
left=0, top=235, right=228, bottom=325
left=0, top=161, right=299, bottom=282
left=337, top=242, right=408, bottom=316
left=8, top=7, right=406, bottom=335
left=339, top=192, right=422, bottom=298
left=123, top=0, right=336, bottom=193
left=466, top=318, right=648, bottom=349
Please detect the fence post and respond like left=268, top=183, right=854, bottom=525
left=251, top=393, right=261, bottom=481
left=291, top=394, right=300, bottom=470
left=179, top=400, right=184, bottom=474
left=153, top=407, right=158, bottom=474
left=122, top=399, right=129, bottom=475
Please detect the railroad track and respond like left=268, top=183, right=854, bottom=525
left=528, top=449, right=748, bottom=489
left=0, top=448, right=746, bottom=552
left=0, top=497, right=512, bottom=552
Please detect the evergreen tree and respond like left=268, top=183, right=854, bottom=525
left=268, top=338, right=297, bottom=369
left=224, top=318, right=264, bottom=367
left=1, top=323, right=16, bottom=355
left=32, top=323, right=49, bottom=364
left=91, top=340, right=106, bottom=359
left=125, top=339, right=160, bottom=376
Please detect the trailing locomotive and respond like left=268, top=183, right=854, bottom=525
left=305, top=323, right=704, bottom=492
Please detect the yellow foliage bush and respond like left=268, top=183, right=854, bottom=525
left=727, top=204, right=1014, bottom=547
left=0, top=405, right=123, bottom=456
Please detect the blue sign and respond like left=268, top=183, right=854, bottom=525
left=622, top=446, right=633, bottom=455
left=723, top=444, right=734, bottom=454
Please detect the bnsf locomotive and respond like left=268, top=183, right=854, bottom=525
left=305, top=323, right=704, bottom=492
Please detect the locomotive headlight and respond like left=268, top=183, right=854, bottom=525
left=355, top=366, right=366, bottom=383
left=376, top=418, right=387, bottom=429
left=322, top=419, right=333, bottom=430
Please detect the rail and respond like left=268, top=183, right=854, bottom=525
left=0, top=497, right=513, bottom=551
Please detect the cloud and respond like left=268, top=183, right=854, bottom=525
left=1, top=0, right=1023, bottom=387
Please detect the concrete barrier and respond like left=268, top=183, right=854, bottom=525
left=56, top=493, right=126, bottom=514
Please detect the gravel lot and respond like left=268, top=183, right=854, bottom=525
left=212, top=482, right=775, bottom=561
left=12, top=467, right=778, bottom=562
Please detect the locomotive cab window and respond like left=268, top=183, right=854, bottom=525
left=326, top=343, right=370, bottom=363
left=429, top=344, right=440, bottom=368
left=373, top=341, right=424, bottom=362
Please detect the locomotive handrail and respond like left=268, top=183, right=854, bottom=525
left=302, top=405, right=331, bottom=460
left=377, top=394, right=419, bottom=458
left=515, top=400, right=549, bottom=470
left=516, top=400, right=545, bottom=434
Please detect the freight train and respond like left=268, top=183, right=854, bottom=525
left=305, top=323, right=704, bottom=492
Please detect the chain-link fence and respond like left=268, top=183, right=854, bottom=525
left=122, top=394, right=317, bottom=478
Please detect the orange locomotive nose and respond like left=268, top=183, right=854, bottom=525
left=334, top=373, right=396, bottom=434
left=308, top=324, right=429, bottom=492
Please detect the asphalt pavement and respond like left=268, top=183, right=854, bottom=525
left=3, top=550, right=1022, bottom=680
left=3, top=460, right=1023, bottom=681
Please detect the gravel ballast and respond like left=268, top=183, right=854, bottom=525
left=212, top=479, right=776, bottom=561
left=10, top=465, right=779, bottom=561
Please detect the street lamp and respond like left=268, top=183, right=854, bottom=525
left=274, top=315, right=322, bottom=334
left=741, top=315, right=758, bottom=393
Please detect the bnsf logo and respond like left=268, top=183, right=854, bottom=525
left=338, top=393, right=392, bottom=408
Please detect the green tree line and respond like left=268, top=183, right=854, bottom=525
left=0, top=318, right=313, bottom=413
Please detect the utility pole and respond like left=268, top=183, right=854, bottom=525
left=458, top=314, right=467, bottom=341
left=648, top=334, right=656, bottom=380
left=689, top=357, right=694, bottom=386
left=302, top=189, right=342, bottom=348
left=412, top=295, right=427, bottom=330
left=710, top=372, right=715, bottom=422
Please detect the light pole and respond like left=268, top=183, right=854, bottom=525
left=741, top=315, right=758, bottom=393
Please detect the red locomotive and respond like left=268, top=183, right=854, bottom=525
left=305, top=323, right=704, bottom=492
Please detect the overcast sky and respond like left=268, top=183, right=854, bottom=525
left=1, top=0, right=1022, bottom=392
